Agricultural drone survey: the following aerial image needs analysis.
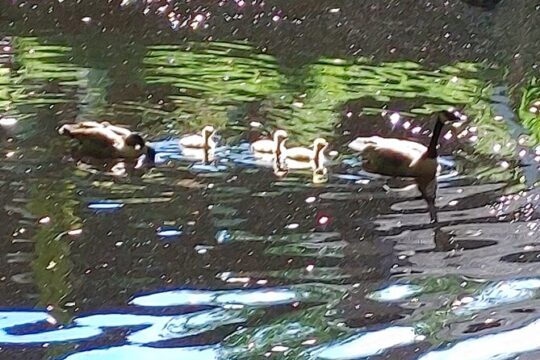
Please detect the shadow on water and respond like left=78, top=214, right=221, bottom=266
left=0, top=5, right=539, bottom=358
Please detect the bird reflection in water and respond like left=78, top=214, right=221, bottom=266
left=312, top=165, right=329, bottom=184
left=272, top=157, right=288, bottom=178
left=432, top=224, right=455, bottom=252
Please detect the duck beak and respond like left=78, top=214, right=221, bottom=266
left=146, top=145, right=157, bottom=164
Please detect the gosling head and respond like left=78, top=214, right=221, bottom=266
left=273, top=129, right=288, bottom=144
left=202, top=125, right=216, bottom=138
left=202, top=126, right=217, bottom=149
left=313, top=138, right=328, bottom=151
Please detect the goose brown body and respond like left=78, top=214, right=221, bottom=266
left=350, top=137, right=436, bottom=179
left=348, top=110, right=462, bottom=220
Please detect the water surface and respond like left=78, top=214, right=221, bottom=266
left=1, top=1, right=540, bottom=359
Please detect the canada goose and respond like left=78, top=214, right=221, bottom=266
left=348, top=110, right=463, bottom=219
left=250, top=129, right=289, bottom=161
left=284, top=138, right=328, bottom=170
left=58, top=121, right=155, bottom=161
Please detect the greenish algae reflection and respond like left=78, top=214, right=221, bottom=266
left=27, top=179, right=80, bottom=322
left=25, top=180, right=83, bottom=360
left=224, top=305, right=347, bottom=359
left=518, top=77, right=540, bottom=143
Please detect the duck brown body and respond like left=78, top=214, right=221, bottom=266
left=59, top=121, right=152, bottom=159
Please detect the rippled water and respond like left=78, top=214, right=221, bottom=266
left=1, top=1, right=540, bottom=359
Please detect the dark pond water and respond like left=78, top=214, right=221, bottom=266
left=1, top=1, right=540, bottom=359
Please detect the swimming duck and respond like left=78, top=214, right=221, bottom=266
left=348, top=110, right=462, bottom=214
left=284, top=138, right=329, bottom=170
left=250, top=129, right=289, bottom=161
left=58, top=121, right=155, bottom=161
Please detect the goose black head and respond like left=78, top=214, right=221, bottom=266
left=426, top=109, right=464, bottom=159
left=438, top=109, right=465, bottom=124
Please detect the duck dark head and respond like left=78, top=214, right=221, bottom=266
left=125, top=133, right=146, bottom=151
left=126, top=133, right=156, bottom=163
left=127, top=133, right=156, bottom=164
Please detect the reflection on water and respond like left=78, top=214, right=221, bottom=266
left=5, top=277, right=540, bottom=359
left=419, top=318, right=540, bottom=360
left=129, top=286, right=323, bottom=307
left=64, top=345, right=220, bottom=360
left=0, top=18, right=539, bottom=359
left=308, top=326, right=420, bottom=360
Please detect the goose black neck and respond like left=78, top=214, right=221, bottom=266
left=426, top=118, right=444, bottom=159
